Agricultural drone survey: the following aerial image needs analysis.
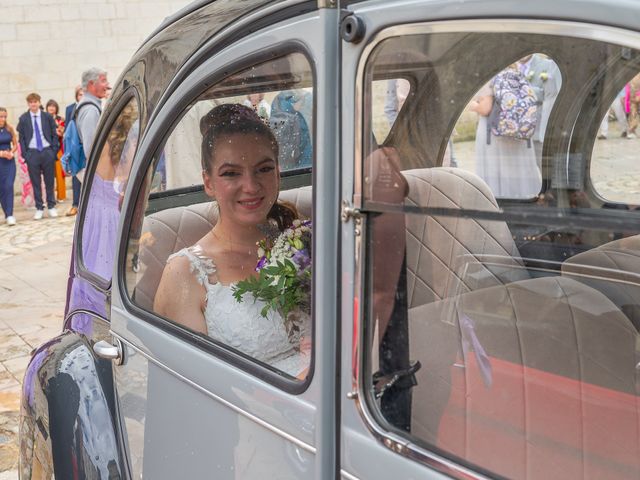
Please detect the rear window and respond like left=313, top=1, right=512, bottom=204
left=360, top=26, right=640, bottom=479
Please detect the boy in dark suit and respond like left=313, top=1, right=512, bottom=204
left=17, top=92, right=60, bottom=219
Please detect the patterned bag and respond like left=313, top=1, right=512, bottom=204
left=487, top=68, right=538, bottom=144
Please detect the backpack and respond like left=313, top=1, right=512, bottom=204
left=487, top=69, right=538, bottom=145
left=61, top=102, right=100, bottom=175
left=269, top=91, right=312, bottom=170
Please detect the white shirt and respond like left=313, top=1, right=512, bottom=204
left=28, top=111, right=51, bottom=150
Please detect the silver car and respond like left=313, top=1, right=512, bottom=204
left=19, top=0, right=640, bottom=478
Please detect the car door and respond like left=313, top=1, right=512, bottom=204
left=340, top=1, right=640, bottom=479
left=107, top=7, right=340, bottom=480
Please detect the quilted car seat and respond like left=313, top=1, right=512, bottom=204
left=402, top=167, right=530, bottom=308
left=400, top=169, right=639, bottom=479
left=562, top=234, right=640, bottom=331
left=132, top=186, right=312, bottom=311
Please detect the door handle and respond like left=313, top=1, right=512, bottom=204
left=93, top=339, right=124, bottom=365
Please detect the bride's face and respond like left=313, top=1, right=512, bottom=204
left=203, top=133, right=280, bottom=228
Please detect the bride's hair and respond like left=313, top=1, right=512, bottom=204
left=200, top=103, right=298, bottom=230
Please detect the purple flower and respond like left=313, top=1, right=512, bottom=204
left=292, top=248, right=311, bottom=270
left=256, top=255, right=268, bottom=272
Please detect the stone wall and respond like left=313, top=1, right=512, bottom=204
left=1, top=0, right=192, bottom=123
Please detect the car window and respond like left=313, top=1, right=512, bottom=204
left=361, top=29, right=640, bottom=479
left=148, top=59, right=313, bottom=193
left=69, top=97, right=139, bottom=327
left=591, top=70, right=640, bottom=204
left=371, top=78, right=411, bottom=143
left=124, top=52, right=313, bottom=382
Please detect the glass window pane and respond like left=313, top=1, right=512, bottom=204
left=125, top=53, right=313, bottom=381
left=80, top=97, right=139, bottom=281
left=362, top=29, right=640, bottom=479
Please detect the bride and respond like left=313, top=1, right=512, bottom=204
left=154, top=104, right=310, bottom=378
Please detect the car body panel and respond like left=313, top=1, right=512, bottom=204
left=108, top=8, right=340, bottom=479
left=339, top=1, right=640, bottom=479
left=19, top=315, right=124, bottom=479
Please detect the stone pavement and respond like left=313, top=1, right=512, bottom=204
left=0, top=198, right=75, bottom=478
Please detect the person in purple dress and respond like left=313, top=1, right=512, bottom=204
left=68, top=100, right=139, bottom=334
left=0, top=107, right=18, bottom=226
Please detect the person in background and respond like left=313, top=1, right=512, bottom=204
left=243, top=93, right=271, bottom=121
left=76, top=68, right=109, bottom=181
left=16, top=92, right=59, bottom=220
left=46, top=99, right=66, bottom=202
left=470, top=64, right=540, bottom=199
left=625, top=73, right=640, bottom=138
left=269, top=90, right=312, bottom=170
left=598, top=88, right=629, bottom=139
left=518, top=54, right=562, bottom=168
left=15, top=144, right=34, bottom=209
left=64, top=85, right=84, bottom=216
left=0, top=108, right=18, bottom=226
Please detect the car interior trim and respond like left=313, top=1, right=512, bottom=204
left=361, top=201, right=640, bottom=233
left=317, top=0, right=337, bottom=8
left=340, top=469, right=361, bottom=480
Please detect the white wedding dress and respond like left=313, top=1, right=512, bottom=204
left=167, top=246, right=310, bottom=377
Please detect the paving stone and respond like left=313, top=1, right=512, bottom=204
left=0, top=375, right=19, bottom=395
left=0, top=201, right=75, bottom=474
left=0, top=390, right=20, bottom=416
left=2, top=357, right=30, bottom=383
left=22, top=327, right=63, bottom=349
left=0, top=469, right=18, bottom=480
left=0, top=337, right=30, bottom=363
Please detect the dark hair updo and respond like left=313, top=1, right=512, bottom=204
left=200, top=103, right=297, bottom=230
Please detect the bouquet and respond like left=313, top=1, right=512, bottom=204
left=232, top=220, right=312, bottom=339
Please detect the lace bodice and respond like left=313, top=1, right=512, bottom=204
left=167, top=246, right=309, bottom=377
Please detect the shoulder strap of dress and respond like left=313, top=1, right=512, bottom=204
left=167, top=245, right=217, bottom=287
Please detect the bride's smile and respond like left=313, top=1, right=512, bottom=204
left=203, top=133, right=280, bottom=232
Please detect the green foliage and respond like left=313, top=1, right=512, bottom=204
left=232, top=259, right=308, bottom=319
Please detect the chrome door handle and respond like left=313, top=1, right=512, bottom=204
left=93, top=339, right=124, bottom=365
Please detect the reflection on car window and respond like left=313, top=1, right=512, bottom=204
left=151, top=56, right=313, bottom=192
left=70, top=97, right=139, bottom=331
left=125, top=53, right=314, bottom=381
left=362, top=30, right=640, bottom=479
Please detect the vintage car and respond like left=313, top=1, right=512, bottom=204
left=19, top=0, right=640, bottom=478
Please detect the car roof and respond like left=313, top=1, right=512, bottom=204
left=108, top=0, right=314, bottom=130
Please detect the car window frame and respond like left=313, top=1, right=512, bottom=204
left=352, top=18, right=640, bottom=478
left=74, top=88, right=142, bottom=292
left=116, top=43, right=317, bottom=394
